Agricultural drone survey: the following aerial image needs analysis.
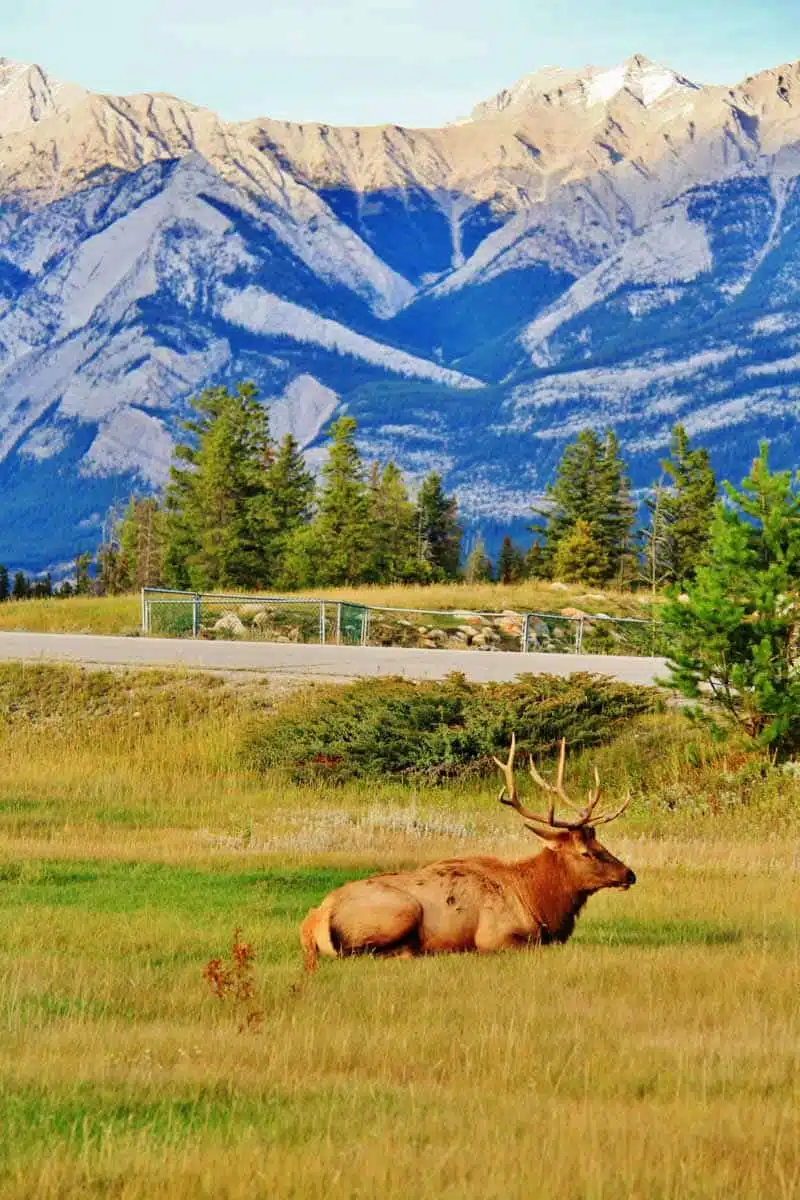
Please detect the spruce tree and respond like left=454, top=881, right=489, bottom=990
left=11, top=571, right=29, bottom=600
left=497, top=536, right=525, bottom=584
left=661, top=443, right=800, bottom=759
left=417, top=472, right=462, bottom=579
left=164, top=382, right=277, bottom=590
left=269, top=435, right=315, bottom=533
left=551, top=519, right=610, bottom=585
left=597, top=430, right=636, bottom=582
left=650, top=424, right=717, bottom=583
left=367, top=461, right=420, bottom=582
left=310, top=416, right=372, bottom=585
left=0, top=565, right=9, bottom=602
left=464, top=535, right=492, bottom=583
left=534, top=429, right=634, bottom=583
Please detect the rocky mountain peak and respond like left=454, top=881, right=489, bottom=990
left=470, top=54, right=699, bottom=120
left=0, top=57, right=86, bottom=136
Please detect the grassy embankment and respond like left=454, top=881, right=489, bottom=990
left=0, top=581, right=654, bottom=637
left=0, top=663, right=797, bottom=1198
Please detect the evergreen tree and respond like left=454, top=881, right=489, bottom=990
left=11, top=571, right=29, bottom=600
left=661, top=443, right=800, bottom=759
left=367, top=461, right=420, bottom=582
left=31, top=574, right=53, bottom=599
left=597, top=430, right=636, bottom=582
left=164, top=382, right=277, bottom=590
left=309, top=416, right=372, bottom=585
left=649, top=424, right=717, bottom=583
left=118, top=497, right=167, bottom=590
left=0, top=565, right=9, bottom=602
left=464, top=535, right=493, bottom=583
left=269, top=434, right=315, bottom=534
left=551, top=519, right=610, bottom=586
left=534, top=429, right=634, bottom=583
left=74, top=553, right=93, bottom=595
left=496, top=536, right=525, bottom=584
left=417, top=472, right=462, bottom=579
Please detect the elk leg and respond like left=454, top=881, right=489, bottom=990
left=330, top=885, right=423, bottom=957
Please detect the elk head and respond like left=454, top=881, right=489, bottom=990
left=493, top=735, right=636, bottom=895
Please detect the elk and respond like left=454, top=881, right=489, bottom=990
left=300, top=735, right=636, bottom=970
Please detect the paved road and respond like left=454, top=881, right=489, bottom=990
left=0, top=631, right=668, bottom=686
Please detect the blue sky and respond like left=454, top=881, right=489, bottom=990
left=4, top=0, right=799, bottom=126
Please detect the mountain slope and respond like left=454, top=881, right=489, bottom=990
left=2, top=54, right=800, bottom=570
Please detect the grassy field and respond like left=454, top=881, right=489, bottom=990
left=0, top=664, right=798, bottom=1198
left=0, top=581, right=654, bottom=638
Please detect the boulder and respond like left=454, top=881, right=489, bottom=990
left=213, top=613, right=246, bottom=637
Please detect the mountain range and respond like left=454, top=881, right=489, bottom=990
left=2, top=52, right=800, bottom=571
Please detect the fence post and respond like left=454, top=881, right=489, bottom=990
left=320, top=601, right=326, bottom=646
left=336, top=603, right=342, bottom=645
left=192, top=594, right=200, bottom=639
left=521, top=613, right=530, bottom=653
left=361, top=607, right=370, bottom=647
left=575, top=617, right=584, bottom=655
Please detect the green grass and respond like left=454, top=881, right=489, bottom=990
left=0, top=663, right=798, bottom=1197
left=0, top=858, right=797, bottom=1198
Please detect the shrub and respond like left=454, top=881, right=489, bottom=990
left=243, top=672, right=658, bottom=783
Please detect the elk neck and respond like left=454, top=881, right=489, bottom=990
left=516, top=847, right=590, bottom=944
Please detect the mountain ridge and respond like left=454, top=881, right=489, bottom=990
left=1, top=53, right=800, bottom=570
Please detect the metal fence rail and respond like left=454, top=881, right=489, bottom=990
left=142, top=588, right=665, bottom=658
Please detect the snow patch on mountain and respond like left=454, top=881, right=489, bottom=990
left=268, top=375, right=339, bottom=447
left=221, top=287, right=485, bottom=388
left=520, top=203, right=713, bottom=364
left=83, top=408, right=174, bottom=484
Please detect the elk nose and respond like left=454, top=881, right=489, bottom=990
left=624, top=869, right=637, bottom=888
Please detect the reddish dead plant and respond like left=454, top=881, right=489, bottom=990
left=203, top=928, right=264, bottom=1032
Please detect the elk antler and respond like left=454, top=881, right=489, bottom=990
left=493, top=736, right=629, bottom=832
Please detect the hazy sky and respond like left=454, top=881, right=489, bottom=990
left=4, top=0, right=800, bottom=126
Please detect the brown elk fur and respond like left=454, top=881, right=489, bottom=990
left=300, top=825, right=635, bottom=971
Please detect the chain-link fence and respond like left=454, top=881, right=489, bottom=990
left=141, top=589, right=665, bottom=657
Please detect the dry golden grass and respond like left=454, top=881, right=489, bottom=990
left=0, top=594, right=141, bottom=635
left=0, top=580, right=654, bottom=638
left=0, top=663, right=797, bottom=1198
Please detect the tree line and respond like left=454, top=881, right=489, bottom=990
left=0, top=381, right=722, bottom=597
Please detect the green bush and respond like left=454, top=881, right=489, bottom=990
left=243, top=672, right=658, bottom=783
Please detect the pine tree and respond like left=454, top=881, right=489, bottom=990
left=0, top=565, right=9, bottom=602
left=164, top=382, right=277, bottom=590
left=661, top=443, right=800, bottom=759
left=650, top=424, right=717, bottom=583
left=464, top=535, right=493, bottom=583
left=496, top=536, right=525, bottom=584
left=417, top=472, right=462, bottom=579
left=310, top=416, right=372, bottom=585
left=367, top=461, right=420, bottom=582
left=551, top=519, right=610, bottom=586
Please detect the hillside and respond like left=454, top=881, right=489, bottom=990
left=2, top=53, right=800, bottom=569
